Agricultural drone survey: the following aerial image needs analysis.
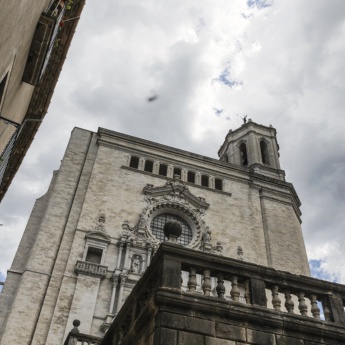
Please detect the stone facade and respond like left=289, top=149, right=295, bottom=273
left=0, top=122, right=311, bottom=344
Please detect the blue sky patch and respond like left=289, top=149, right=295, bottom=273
left=0, top=271, right=5, bottom=292
left=309, top=259, right=338, bottom=283
left=247, top=0, right=272, bottom=9
left=215, top=68, right=243, bottom=88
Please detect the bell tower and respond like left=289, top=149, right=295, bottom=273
left=218, top=119, right=285, bottom=180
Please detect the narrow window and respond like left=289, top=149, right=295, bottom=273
left=239, top=143, right=248, bottom=167
left=85, top=247, right=103, bottom=264
left=173, top=167, right=181, bottom=178
left=144, top=160, right=154, bottom=173
left=0, top=72, right=8, bottom=104
left=224, top=154, right=229, bottom=163
left=201, top=175, right=209, bottom=187
left=260, top=141, right=270, bottom=165
left=187, top=171, right=195, bottom=183
left=129, top=156, right=139, bottom=169
left=215, top=178, right=222, bottom=191
left=159, top=163, right=168, bottom=176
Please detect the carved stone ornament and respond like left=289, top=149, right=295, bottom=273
left=94, top=213, right=106, bottom=232
left=123, top=178, right=211, bottom=249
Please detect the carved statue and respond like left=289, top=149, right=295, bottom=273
left=138, top=213, right=146, bottom=227
left=131, top=255, right=141, bottom=274
left=95, top=213, right=106, bottom=232
left=203, top=227, right=211, bottom=243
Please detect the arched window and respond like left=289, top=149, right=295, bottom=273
left=159, top=163, right=168, bottom=176
left=173, top=167, right=181, bottom=178
left=215, top=178, right=222, bottom=191
left=144, top=160, right=154, bottom=173
left=150, top=213, right=192, bottom=246
left=129, top=156, right=139, bottom=169
left=239, top=143, right=248, bottom=166
left=187, top=171, right=195, bottom=183
left=260, top=141, right=270, bottom=165
left=201, top=175, right=209, bottom=187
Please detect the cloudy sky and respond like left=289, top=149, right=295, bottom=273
left=1, top=0, right=345, bottom=286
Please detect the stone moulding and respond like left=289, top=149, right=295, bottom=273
left=75, top=260, right=108, bottom=279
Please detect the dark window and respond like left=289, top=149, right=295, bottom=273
left=201, top=175, right=209, bottom=187
left=159, top=163, right=168, bottom=176
left=150, top=213, right=192, bottom=246
left=224, top=154, right=229, bottom=163
left=0, top=73, right=8, bottom=104
left=239, top=143, right=248, bottom=166
left=130, top=156, right=139, bottom=169
left=144, top=160, right=154, bottom=173
left=260, top=141, right=270, bottom=165
left=173, top=167, right=181, bottom=178
left=187, top=171, right=195, bottom=183
left=215, top=178, right=222, bottom=191
left=85, top=247, right=103, bottom=264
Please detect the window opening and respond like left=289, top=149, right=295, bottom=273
left=151, top=213, right=192, bottom=246
left=129, top=156, right=139, bottom=169
left=159, top=163, right=168, bottom=176
left=201, top=175, right=209, bottom=187
left=144, top=160, right=154, bottom=173
left=173, top=167, right=181, bottom=178
left=85, top=247, right=103, bottom=264
left=187, top=171, right=195, bottom=183
left=239, top=143, right=248, bottom=166
left=0, top=73, right=8, bottom=104
left=215, top=178, right=222, bottom=191
left=260, top=141, right=270, bottom=165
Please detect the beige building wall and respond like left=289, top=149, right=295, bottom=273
left=0, top=0, right=50, bottom=151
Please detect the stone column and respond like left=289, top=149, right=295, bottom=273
left=116, top=242, right=124, bottom=269
left=116, top=274, right=128, bottom=314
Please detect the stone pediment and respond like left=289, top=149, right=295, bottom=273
left=85, top=231, right=111, bottom=243
left=143, top=177, right=209, bottom=210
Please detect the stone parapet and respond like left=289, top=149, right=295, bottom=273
left=100, top=242, right=345, bottom=345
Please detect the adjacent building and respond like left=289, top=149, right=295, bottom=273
left=0, top=0, right=86, bottom=201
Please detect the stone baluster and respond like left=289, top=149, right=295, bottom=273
left=187, top=267, right=197, bottom=293
left=244, top=280, right=251, bottom=304
left=271, top=285, right=281, bottom=311
left=310, top=294, right=321, bottom=320
left=202, top=269, right=211, bottom=296
left=284, top=290, right=294, bottom=313
left=230, top=276, right=240, bottom=302
left=216, top=273, right=225, bottom=299
left=322, top=298, right=332, bottom=321
left=297, top=292, right=308, bottom=316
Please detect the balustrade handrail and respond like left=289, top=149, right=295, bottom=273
left=101, top=242, right=345, bottom=345
left=64, top=331, right=101, bottom=345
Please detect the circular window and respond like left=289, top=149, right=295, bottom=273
left=150, top=213, right=192, bottom=246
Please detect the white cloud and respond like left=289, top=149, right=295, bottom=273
left=1, top=0, right=345, bottom=285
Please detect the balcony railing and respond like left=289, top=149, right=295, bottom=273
left=101, top=242, right=345, bottom=345
left=75, top=260, right=107, bottom=279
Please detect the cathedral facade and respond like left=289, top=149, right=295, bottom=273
left=0, top=121, right=311, bottom=344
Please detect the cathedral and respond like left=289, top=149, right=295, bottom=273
left=1, top=120, right=344, bottom=345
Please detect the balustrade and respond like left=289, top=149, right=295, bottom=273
left=99, top=242, right=345, bottom=345
left=75, top=260, right=107, bottom=278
